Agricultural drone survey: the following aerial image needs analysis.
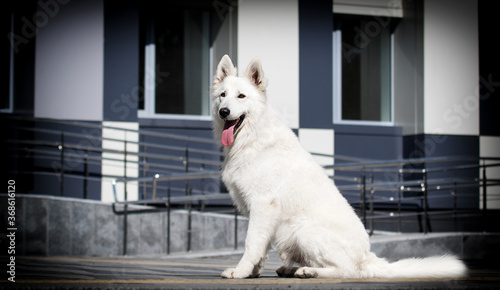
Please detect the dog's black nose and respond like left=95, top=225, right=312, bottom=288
left=219, top=107, right=230, bottom=118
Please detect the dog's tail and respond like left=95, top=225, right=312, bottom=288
left=367, top=254, right=467, bottom=278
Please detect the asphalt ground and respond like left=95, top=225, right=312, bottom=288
left=1, top=251, right=500, bottom=290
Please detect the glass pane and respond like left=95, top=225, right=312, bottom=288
left=339, top=15, right=391, bottom=122
left=154, top=9, right=210, bottom=115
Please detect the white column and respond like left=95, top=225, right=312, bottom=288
left=423, top=0, right=479, bottom=135
left=34, top=0, right=103, bottom=121
left=238, top=0, right=299, bottom=129
left=101, top=121, right=139, bottom=203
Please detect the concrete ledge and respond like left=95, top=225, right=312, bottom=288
left=371, top=232, right=500, bottom=261
left=0, top=194, right=248, bottom=256
left=1, top=195, right=499, bottom=260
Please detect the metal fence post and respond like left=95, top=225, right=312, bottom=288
left=84, top=152, right=89, bottom=199
left=234, top=207, right=238, bottom=250
left=368, top=172, right=374, bottom=236
left=360, top=169, right=367, bottom=227
left=200, top=162, right=206, bottom=211
left=59, top=132, right=65, bottom=196
left=142, top=144, right=148, bottom=200
left=167, top=185, right=171, bottom=255
left=124, top=136, right=128, bottom=200
left=482, top=159, right=488, bottom=231
left=123, top=136, right=128, bottom=256
left=397, top=168, right=402, bottom=232
left=422, top=169, right=429, bottom=234
left=482, top=159, right=487, bottom=212
left=184, top=146, right=189, bottom=196
left=452, top=179, right=457, bottom=231
left=187, top=187, right=192, bottom=252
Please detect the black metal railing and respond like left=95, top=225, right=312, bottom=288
left=327, top=156, right=500, bottom=234
left=4, top=116, right=223, bottom=200
left=4, top=116, right=500, bottom=255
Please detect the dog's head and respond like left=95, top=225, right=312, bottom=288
left=211, top=55, right=267, bottom=147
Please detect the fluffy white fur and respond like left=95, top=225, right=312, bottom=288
left=211, top=55, right=467, bottom=279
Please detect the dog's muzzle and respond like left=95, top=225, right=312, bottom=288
left=219, top=107, right=245, bottom=147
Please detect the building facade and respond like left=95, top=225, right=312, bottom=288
left=3, top=0, right=499, bottom=208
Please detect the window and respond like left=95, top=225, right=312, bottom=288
left=333, top=14, right=394, bottom=124
left=139, top=1, right=237, bottom=119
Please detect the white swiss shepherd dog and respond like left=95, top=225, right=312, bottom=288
left=211, top=55, right=467, bottom=279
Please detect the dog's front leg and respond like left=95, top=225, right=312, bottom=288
left=222, top=200, right=277, bottom=279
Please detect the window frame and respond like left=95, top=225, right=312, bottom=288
left=332, top=19, right=395, bottom=127
left=137, top=37, right=213, bottom=122
left=137, top=0, right=238, bottom=121
left=138, top=6, right=217, bottom=121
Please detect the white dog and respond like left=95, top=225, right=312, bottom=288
left=211, top=55, right=467, bottom=279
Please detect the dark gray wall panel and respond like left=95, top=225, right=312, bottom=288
left=299, top=0, right=333, bottom=129
left=103, top=1, right=140, bottom=122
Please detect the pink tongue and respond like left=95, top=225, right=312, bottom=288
left=221, top=120, right=238, bottom=146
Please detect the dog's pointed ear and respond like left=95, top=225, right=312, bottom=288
left=244, top=57, right=266, bottom=94
left=214, top=55, right=237, bottom=85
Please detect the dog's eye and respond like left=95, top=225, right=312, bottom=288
left=220, top=92, right=226, bottom=97
left=238, top=94, right=246, bottom=99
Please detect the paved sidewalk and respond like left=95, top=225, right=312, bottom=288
left=2, top=251, right=500, bottom=289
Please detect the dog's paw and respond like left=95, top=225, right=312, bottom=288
left=276, top=266, right=287, bottom=277
left=221, top=268, right=237, bottom=279
left=276, top=266, right=298, bottom=278
left=294, top=267, right=318, bottom=279
left=221, top=268, right=256, bottom=279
